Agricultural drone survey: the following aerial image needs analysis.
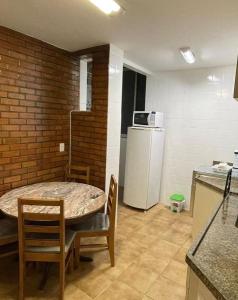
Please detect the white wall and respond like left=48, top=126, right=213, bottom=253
left=146, top=65, right=238, bottom=209
left=106, top=45, right=124, bottom=192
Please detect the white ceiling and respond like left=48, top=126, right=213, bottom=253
left=1, top=0, right=238, bottom=72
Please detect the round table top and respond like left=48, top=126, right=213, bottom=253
left=0, top=182, right=106, bottom=223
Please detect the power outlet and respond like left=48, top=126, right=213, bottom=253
left=59, top=143, right=65, bottom=152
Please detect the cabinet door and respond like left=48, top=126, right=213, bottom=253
left=186, top=268, right=216, bottom=300
left=192, top=182, right=222, bottom=239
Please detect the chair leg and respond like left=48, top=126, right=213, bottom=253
left=74, top=237, right=80, bottom=269
left=108, top=235, right=115, bottom=267
left=59, top=260, right=65, bottom=300
left=69, top=246, right=74, bottom=273
left=19, top=259, right=25, bottom=300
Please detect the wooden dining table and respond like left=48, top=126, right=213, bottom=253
left=0, top=181, right=107, bottom=289
left=0, top=181, right=107, bottom=224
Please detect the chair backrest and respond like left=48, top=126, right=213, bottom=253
left=107, top=175, right=117, bottom=232
left=66, top=164, right=90, bottom=184
left=18, top=197, right=65, bottom=261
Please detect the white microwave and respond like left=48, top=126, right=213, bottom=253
left=133, top=111, right=164, bottom=128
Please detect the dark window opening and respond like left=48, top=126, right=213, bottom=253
left=121, top=67, right=147, bottom=135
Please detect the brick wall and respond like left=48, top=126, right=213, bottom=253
left=71, top=46, right=109, bottom=190
left=0, top=26, right=79, bottom=196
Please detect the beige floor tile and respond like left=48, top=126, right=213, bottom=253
left=138, top=252, right=170, bottom=274
left=130, top=231, right=158, bottom=249
left=73, top=268, right=112, bottom=298
left=148, top=239, right=180, bottom=259
left=155, top=208, right=179, bottom=222
left=116, top=239, right=146, bottom=261
left=118, top=205, right=139, bottom=216
left=161, top=228, right=190, bottom=246
left=146, top=276, right=186, bottom=300
left=176, top=214, right=193, bottom=225
left=142, top=296, right=153, bottom=300
left=122, top=215, right=148, bottom=230
left=95, top=281, right=143, bottom=300
left=174, top=247, right=188, bottom=264
left=171, top=221, right=192, bottom=234
left=119, top=263, right=158, bottom=293
left=162, top=260, right=188, bottom=287
left=116, top=223, right=137, bottom=240
left=136, top=223, right=169, bottom=239
left=183, top=237, right=193, bottom=250
left=64, top=283, right=92, bottom=300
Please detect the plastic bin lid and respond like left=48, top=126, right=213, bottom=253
left=169, top=194, right=185, bottom=202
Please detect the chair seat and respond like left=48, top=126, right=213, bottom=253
left=0, top=218, right=18, bottom=245
left=71, top=213, right=110, bottom=233
left=26, top=230, right=76, bottom=254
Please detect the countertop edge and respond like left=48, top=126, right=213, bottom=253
left=186, top=197, right=226, bottom=300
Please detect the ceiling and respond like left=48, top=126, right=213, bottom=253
left=1, top=0, right=238, bottom=72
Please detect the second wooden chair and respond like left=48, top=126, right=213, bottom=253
left=65, top=164, right=90, bottom=185
left=71, top=175, right=117, bottom=267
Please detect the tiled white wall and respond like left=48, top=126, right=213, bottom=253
left=146, top=65, right=238, bottom=209
left=105, top=45, right=124, bottom=192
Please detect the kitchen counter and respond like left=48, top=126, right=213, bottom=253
left=190, top=166, right=238, bottom=216
left=196, top=175, right=238, bottom=195
left=194, top=165, right=238, bottom=180
left=186, top=175, right=238, bottom=300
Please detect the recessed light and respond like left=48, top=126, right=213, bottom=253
left=179, top=47, right=195, bottom=64
left=89, top=0, right=121, bottom=15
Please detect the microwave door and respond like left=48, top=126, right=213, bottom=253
left=135, top=113, right=149, bottom=125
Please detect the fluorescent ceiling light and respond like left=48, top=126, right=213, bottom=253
left=179, top=47, right=195, bottom=64
left=90, top=0, right=121, bottom=15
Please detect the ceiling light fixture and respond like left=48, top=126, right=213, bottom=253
left=89, top=0, right=121, bottom=15
left=179, top=47, right=195, bottom=64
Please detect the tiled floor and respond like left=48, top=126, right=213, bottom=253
left=0, top=202, right=193, bottom=299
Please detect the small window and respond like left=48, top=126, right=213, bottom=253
left=79, top=56, right=92, bottom=111
left=121, top=67, right=147, bottom=134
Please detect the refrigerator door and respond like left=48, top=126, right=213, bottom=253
left=147, top=129, right=165, bottom=208
left=123, top=127, right=152, bottom=209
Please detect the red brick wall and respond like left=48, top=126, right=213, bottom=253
left=0, top=26, right=79, bottom=196
left=71, top=46, right=109, bottom=190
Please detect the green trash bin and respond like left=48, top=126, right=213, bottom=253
left=169, top=194, right=185, bottom=213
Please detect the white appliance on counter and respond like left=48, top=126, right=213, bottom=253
left=123, top=127, right=165, bottom=210
left=133, top=111, right=164, bottom=128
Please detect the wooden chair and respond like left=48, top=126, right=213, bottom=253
left=18, top=197, right=76, bottom=300
left=71, top=175, right=117, bottom=267
left=65, top=164, right=90, bottom=185
left=0, top=217, right=18, bottom=258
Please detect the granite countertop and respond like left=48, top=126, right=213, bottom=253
left=187, top=174, right=238, bottom=299
left=194, top=165, right=238, bottom=180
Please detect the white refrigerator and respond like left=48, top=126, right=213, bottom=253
left=123, top=127, right=165, bottom=210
